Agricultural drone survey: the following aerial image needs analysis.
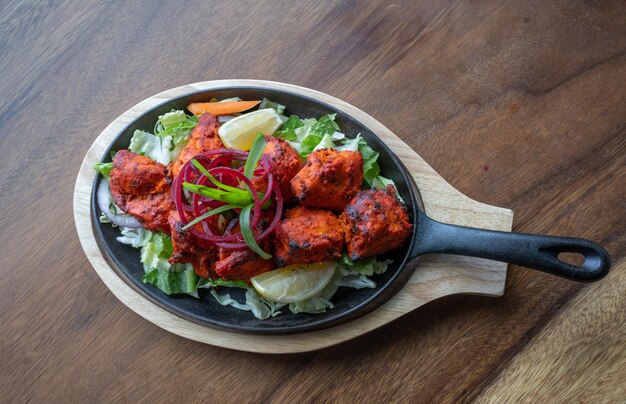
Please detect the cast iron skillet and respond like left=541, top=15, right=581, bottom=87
left=92, top=87, right=611, bottom=334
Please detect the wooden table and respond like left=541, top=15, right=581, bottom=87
left=1, top=1, right=624, bottom=402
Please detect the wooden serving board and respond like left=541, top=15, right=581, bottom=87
left=73, top=80, right=513, bottom=353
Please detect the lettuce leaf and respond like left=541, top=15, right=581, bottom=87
left=208, top=288, right=285, bottom=319
left=338, top=253, right=391, bottom=276
left=245, top=288, right=285, bottom=319
left=140, top=231, right=173, bottom=272
left=313, top=134, right=336, bottom=151
left=129, top=130, right=173, bottom=164
left=143, top=265, right=200, bottom=297
left=129, top=110, right=197, bottom=164
left=274, top=115, right=303, bottom=141
left=154, top=110, right=198, bottom=147
left=298, top=114, right=341, bottom=157
left=209, top=290, right=251, bottom=311
left=289, top=270, right=340, bottom=314
left=93, top=162, right=113, bottom=179
left=116, top=227, right=152, bottom=248
left=259, top=98, right=285, bottom=115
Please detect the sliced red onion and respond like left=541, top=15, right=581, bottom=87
left=97, top=180, right=142, bottom=228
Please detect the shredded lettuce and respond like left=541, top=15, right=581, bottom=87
left=313, top=133, right=337, bottom=152
left=93, top=162, right=113, bottom=179
left=128, top=110, right=198, bottom=164
left=245, top=289, right=285, bottom=319
left=116, top=227, right=152, bottom=247
left=274, top=115, right=303, bottom=141
left=140, top=232, right=173, bottom=272
left=289, top=270, right=341, bottom=314
left=143, top=265, right=200, bottom=297
left=259, top=98, right=285, bottom=115
left=334, top=254, right=392, bottom=289
left=129, top=130, right=174, bottom=164
left=298, top=114, right=341, bottom=157
left=115, top=229, right=204, bottom=298
left=154, top=110, right=199, bottom=147
left=208, top=288, right=285, bottom=319
left=210, top=290, right=251, bottom=311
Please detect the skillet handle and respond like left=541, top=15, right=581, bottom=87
left=412, top=215, right=610, bottom=282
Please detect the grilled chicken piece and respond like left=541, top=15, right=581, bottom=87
left=168, top=211, right=219, bottom=279
left=251, top=136, right=302, bottom=200
left=290, top=149, right=363, bottom=212
left=109, top=150, right=174, bottom=234
left=273, top=206, right=344, bottom=266
left=340, top=185, right=412, bottom=261
left=171, top=113, right=224, bottom=178
left=214, top=214, right=275, bottom=281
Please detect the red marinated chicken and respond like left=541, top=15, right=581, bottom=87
left=109, top=150, right=174, bottom=234
left=171, top=113, right=223, bottom=178
left=340, top=185, right=412, bottom=261
left=290, top=149, right=363, bottom=212
left=214, top=214, right=275, bottom=281
left=251, top=136, right=302, bottom=200
left=274, top=206, right=344, bottom=266
left=168, top=211, right=219, bottom=279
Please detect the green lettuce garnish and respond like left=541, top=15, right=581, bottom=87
left=129, top=130, right=173, bottom=164
left=274, top=115, right=303, bottom=141
left=258, top=98, right=285, bottom=115
left=154, top=110, right=199, bottom=146
left=143, top=265, right=200, bottom=297
left=93, top=162, right=113, bottom=179
left=121, top=230, right=202, bottom=298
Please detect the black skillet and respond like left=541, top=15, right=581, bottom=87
left=92, top=87, right=611, bottom=335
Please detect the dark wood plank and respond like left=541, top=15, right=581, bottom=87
left=0, top=0, right=624, bottom=402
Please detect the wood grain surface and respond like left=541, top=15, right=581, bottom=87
left=1, top=0, right=624, bottom=402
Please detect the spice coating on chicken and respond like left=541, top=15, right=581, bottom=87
left=214, top=214, right=275, bottom=281
left=251, top=136, right=302, bottom=200
left=109, top=150, right=174, bottom=234
left=340, top=185, right=412, bottom=261
left=290, top=149, right=363, bottom=212
left=168, top=211, right=218, bottom=279
left=171, top=113, right=223, bottom=178
left=273, top=206, right=344, bottom=266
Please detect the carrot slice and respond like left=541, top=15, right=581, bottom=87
left=187, top=100, right=261, bottom=116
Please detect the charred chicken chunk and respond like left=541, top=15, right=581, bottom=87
left=251, top=136, right=302, bottom=200
left=171, top=113, right=224, bottom=178
left=168, top=211, right=219, bottom=279
left=214, top=214, right=275, bottom=281
left=274, top=206, right=344, bottom=266
left=109, top=150, right=174, bottom=234
left=290, top=149, right=363, bottom=212
left=340, top=185, right=412, bottom=261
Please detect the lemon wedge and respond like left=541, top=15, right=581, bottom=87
left=250, top=262, right=337, bottom=304
left=217, top=108, right=283, bottom=150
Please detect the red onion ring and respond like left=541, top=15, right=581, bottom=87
left=171, top=148, right=283, bottom=249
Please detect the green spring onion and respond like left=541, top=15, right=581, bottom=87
left=182, top=204, right=237, bottom=230
left=239, top=204, right=271, bottom=259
